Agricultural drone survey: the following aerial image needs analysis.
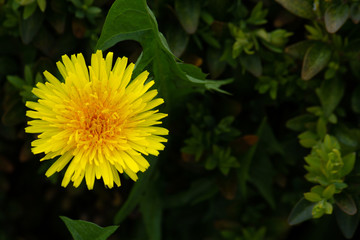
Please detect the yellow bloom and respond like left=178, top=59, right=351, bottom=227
left=25, top=50, right=168, bottom=190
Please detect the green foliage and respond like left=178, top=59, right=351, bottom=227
left=3, top=0, right=360, bottom=239
left=60, top=216, right=118, bottom=240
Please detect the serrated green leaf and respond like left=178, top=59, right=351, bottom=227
left=301, top=43, right=332, bottom=80
left=178, top=63, right=233, bottom=94
left=325, top=4, right=350, bottom=33
left=97, top=0, right=227, bottom=107
left=288, top=197, right=316, bottom=225
left=275, top=0, right=315, bottom=19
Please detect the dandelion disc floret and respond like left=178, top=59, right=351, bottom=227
left=25, top=50, right=168, bottom=189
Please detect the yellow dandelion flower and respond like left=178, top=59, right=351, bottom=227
left=25, top=50, right=168, bottom=190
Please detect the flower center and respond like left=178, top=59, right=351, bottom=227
left=65, top=91, right=126, bottom=150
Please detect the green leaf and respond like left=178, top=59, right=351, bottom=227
left=325, top=4, right=350, bottom=34
left=316, top=117, right=327, bottom=139
left=285, top=40, right=314, bottom=60
left=175, top=0, right=200, bottom=34
left=335, top=193, right=357, bottom=216
left=304, top=192, right=322, bottom=202
left=238, top=118, right=267, bottom=197
left=288, top=197, right=317, bottom=225
left=60, top=216, right=118, bottom=240
left=301, top=43, right=332, bottom=80
left=335, top=205, right=360, bottom=239
left=36, top=0, right=46, bottom=12
left=286, top=114, right=315, bottom=132
left=299, top=131, right=318, bottom=148
left=239, top=54, right=262, bottom=77
left=96, top=0, right=226, bottom=107
left=316, top=77, right=344, bottom=117
left=339, top=153, right=356, bottom=178
left=322, top=184, right=336, bottom=199
left=23, top=2, right=37, bottom=19
left=179, top=63, right=233, bottom=94
left=249, top=155, right=276, bottom=208
left=24, top=65, right=33, bottom=85
left=139, top=181, right=162, bottom=240
left=114, top=156, right=157, bottom=224
left=166, top=25, right=189, bottom=57
left=7, top=76, right=25, bottom=90
left=164, top=178, right=218, bottom=208
left=20, top=9, right=44, bottom=44
left=275, top=0, right=315, bottom=19
left=207, top=48, right=226, bottom=79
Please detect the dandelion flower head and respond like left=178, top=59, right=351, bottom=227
left=25, top=50, right=168, bottom=189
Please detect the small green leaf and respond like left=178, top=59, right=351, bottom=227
left=325, top=4, right=350, bottom=33
left=239, top=54, right=262, bottom=77
left=7, top=76, right=25, bottom=90
left=316, top=117, right=327, bottom=139
left=285, top=40, right=314, bottom=60
left=339, top=153, right=356, bottom=178
left=304, top=192, right=322, bottom=202
left=286, top=114, right=315, bottom=132
left=36, top=0, right=46, bottom=12
left=335, top=193, right=357, bottom=216
left=24, top=65, right=33, bottom=85
left=301, top=43, right=332, bottom=80
left=288, top=197, right=316, bottom=225
left=299, top=131, right=318, bottom=148
left=60, top=216, right=118, bottom=240
left=23, top=2, right=37, bottom=19
left=175, top=0, right=200, bottom=34
left=322, top=184, right=336, bottom=199
left=20, top=9, right=44, bottom=44
left=275, top=0, right=315, bottom=19
left=316, top=77, right=344, bottom=117
left=335, top=205, right=360, bottom=239
left=324, top=201, right=333, bottom=214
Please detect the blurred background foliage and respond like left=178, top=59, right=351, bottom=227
left=2, top=0, right=360, bottom=239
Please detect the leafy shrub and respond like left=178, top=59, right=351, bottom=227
left=1, top=0, right=360, bottom=239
